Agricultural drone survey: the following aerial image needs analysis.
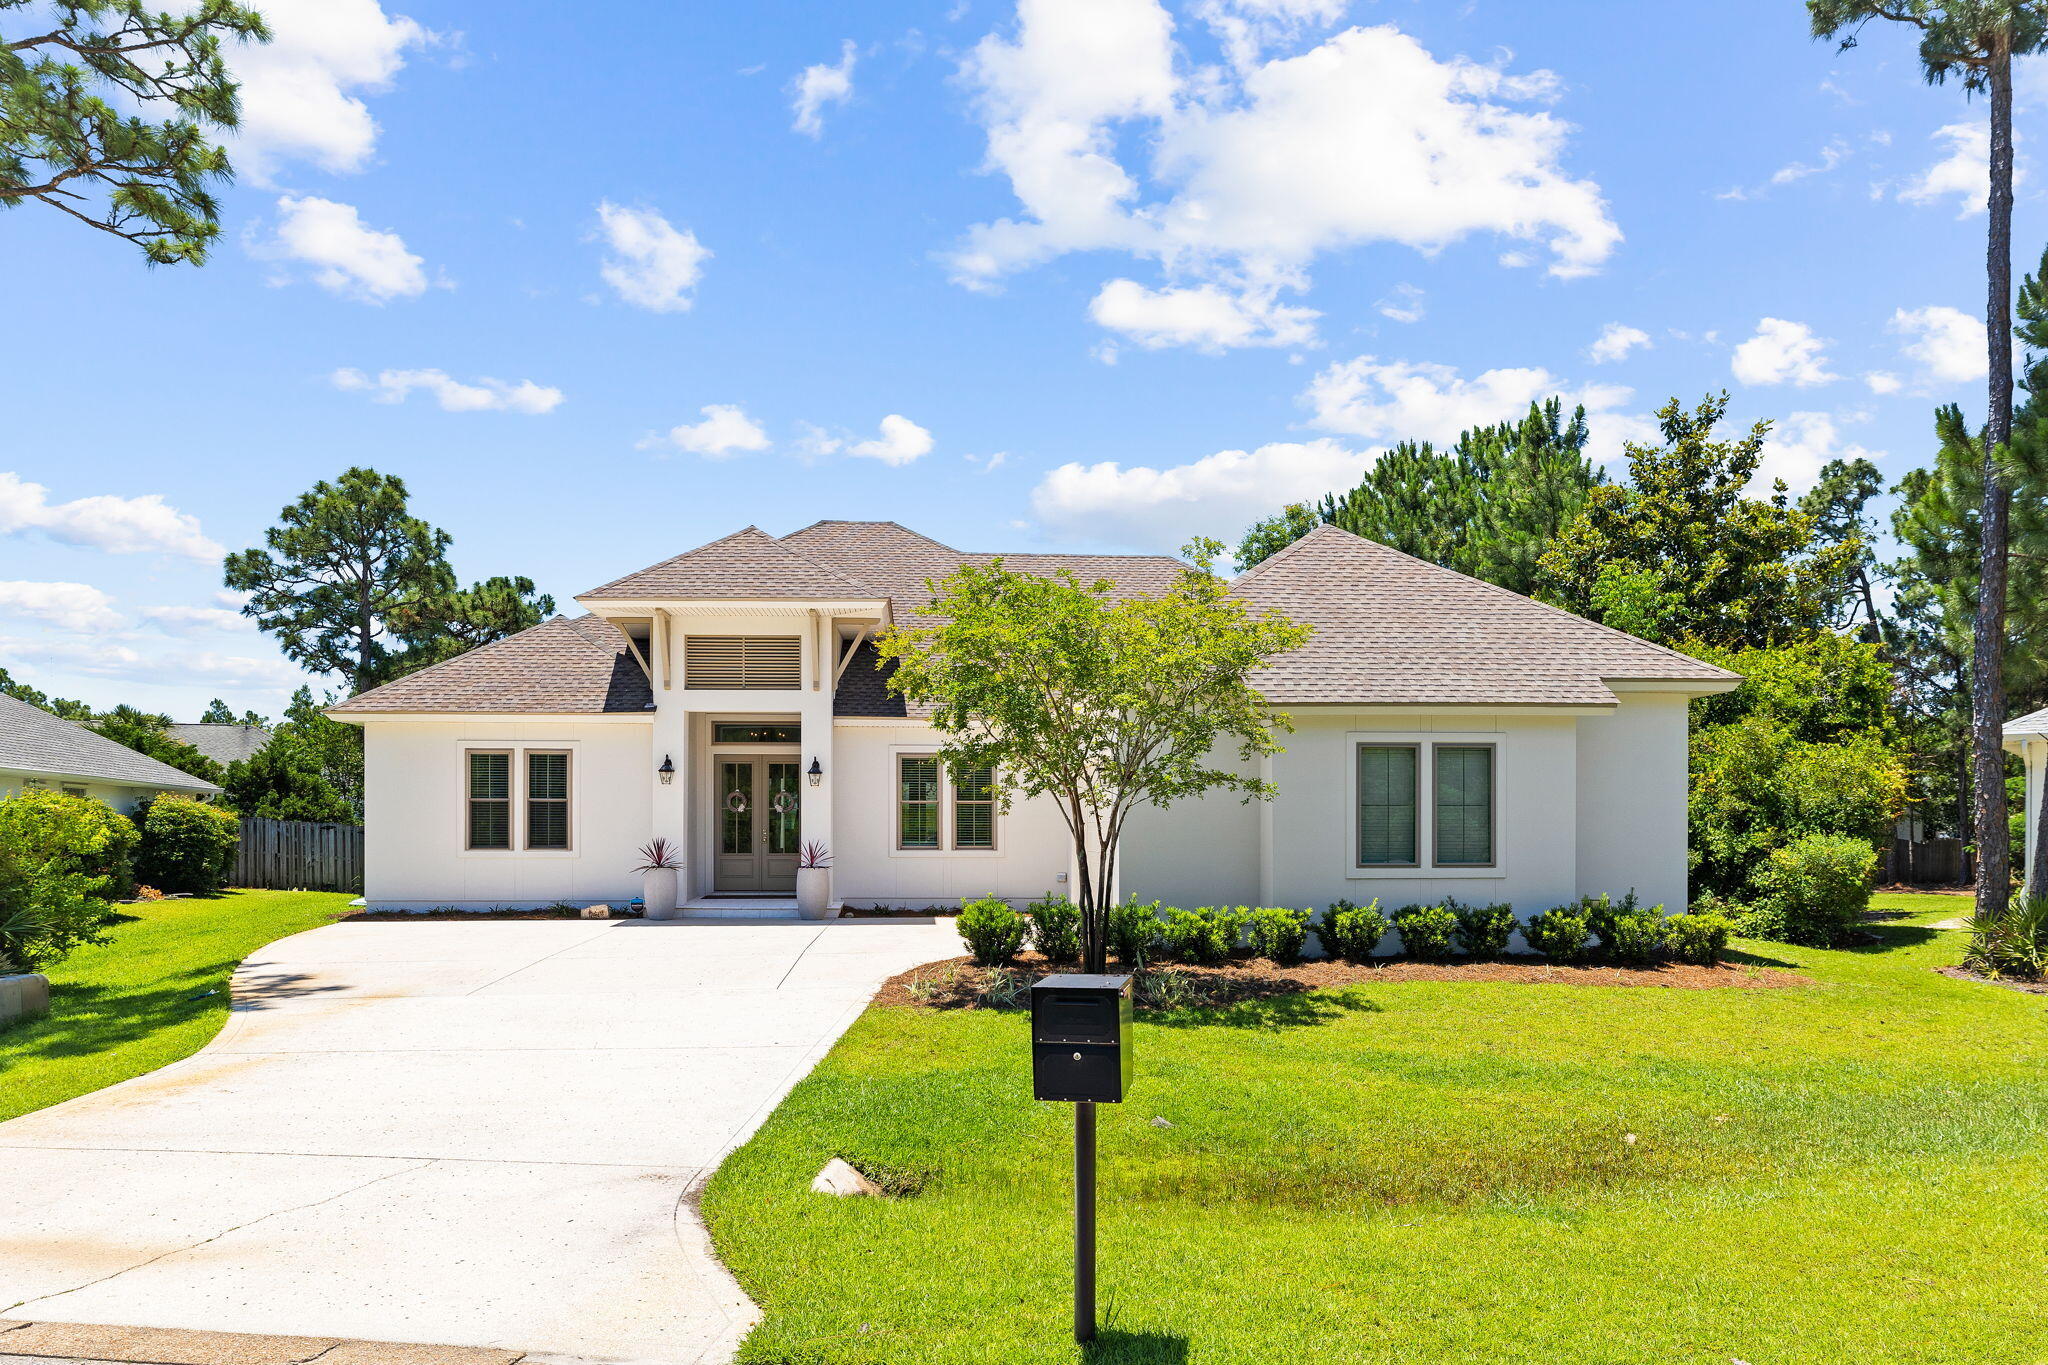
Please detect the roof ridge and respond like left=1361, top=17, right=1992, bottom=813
left=783, top=518, right=960, bottom=552
left=1227, top=521, right=1342, bottom=589
left=338, top=617, right=602, bottom=710
left=761, top=530, right=887, bottom=596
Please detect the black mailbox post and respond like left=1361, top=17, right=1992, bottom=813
left=1031, top=973, right=1133, bottom=1344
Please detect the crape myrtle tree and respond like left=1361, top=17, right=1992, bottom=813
left=878, top=540, right=1311, bottom=974
left=1, top=0, right=269, bottom=262
left=1811, top=0, right=2048, bottom=917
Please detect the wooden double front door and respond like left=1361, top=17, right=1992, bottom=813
left=715, top=758, right=801, bottom=892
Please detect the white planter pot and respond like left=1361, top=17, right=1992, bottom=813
left=796, top=867, right=834, bottom=920
left=0, top=972, right=50, bottom=1027
left=642, top=867, right=680, bottom=920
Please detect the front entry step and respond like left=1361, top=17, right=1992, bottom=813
left=680, top=897, right=801, bottom=919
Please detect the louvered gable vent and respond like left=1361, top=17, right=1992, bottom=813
left=684, top=635, right=801, bottom=690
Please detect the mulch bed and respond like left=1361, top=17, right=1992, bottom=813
left=1935, top=965, right=2048, bottom=995
left=342, top=907, right=599, bottom=921
left=841, top=905, right=958, bottom=919
left=877, top=951, right=1811, bottom=1011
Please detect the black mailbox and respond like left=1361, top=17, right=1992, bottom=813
left=1032, top=973, right=1134, bottom=1103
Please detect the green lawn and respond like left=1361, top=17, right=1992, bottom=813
left=704, top=892, right=2048, bottom=1365
left=0, top=888, right=354, bottom=1123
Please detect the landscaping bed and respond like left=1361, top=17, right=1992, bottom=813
left=879, top=951, right=1809, bottom=1011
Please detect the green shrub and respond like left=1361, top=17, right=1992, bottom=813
left=1107, top=898, right=1164, bottom=966
left=1749, top=832, right=1875, bottom=947
left=0, top=838, right=110, bottom=974
left=1391, top=903, right=1457, bottom=960
left=1666, top=910, right=1733, bottom=966
left=1524, top=907, right=1593, bottom=964
left=1161, top=905, right=1244, bottom=965
left=1452, top=901, right=1517, bottom=959
left=1563, top=891, right=1639, bottom=951
left=1027, top=895, right=1081, bottom=962
left=1319, top=899, right=1388, bottom=961
left=1242, top=906, right=1311, bottom=964
left=0, top=789, right=139, bottom=900
left=133, top=796, right=239, bottom=895
left=1963, top=893, right=2048, bottom=979
left=957, top=895, right=1027, bottom=965
left=1606, top=906, right=1668, bottom=966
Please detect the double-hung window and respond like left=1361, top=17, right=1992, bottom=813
left=525, top=751, right=571, bottom=850
left=467, top=751, right=512, bottom=850
left=1356, top=744, right=1419, bottom=866
left=953, top=764, right=996, bottom=850
left=1433, top=745, right=1495, bottom=867
left=1352, top=739, right=1498, bottom=871
left=898, top=756, right=940, bottom=849
left=897, top=755, right=998, bottom=851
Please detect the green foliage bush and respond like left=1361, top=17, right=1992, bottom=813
left=1391, top=903, right=1457, bottom=960
left=957, top=895, right=1027, bottom=966
left=1452, top=900, right=1517, bottom=959
left=1964, top=893, right=2048, bottom=979
left=1027, top=895, right=1081, bottom=962
left=1161, top=905, right=1245, bottom=966
left=1242, top=906, right=1311, bottom=964
left=0, top=788, right=139, bottom=899
left=1318, top=899, right=1387, bottom=961
left=1665, top=910, right=1733, bottom=966
left=134, top=796, right=240, bottom=895
left=1605, top=907, right=1668, bottom=966
left=0, top=839, right=111, bottom=974
left=1747, top=832, right=1875, bottom=947
left=1524, top=907, right=1593, bottom=964
left=1107, top=898, right=1164, bottom=966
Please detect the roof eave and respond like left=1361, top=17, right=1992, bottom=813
left=0, top=760, right=218, bottom=793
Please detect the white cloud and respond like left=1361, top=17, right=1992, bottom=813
left=140, top=604, right=257, bottom=635
left=1864, top=370, right=1903, bottom=395
left=642, top=404, right=771, bottom=458
left=951, top=9, right=1617, bottom=348
left=1033, top=438, right=1368, bottom=550
left=1891, top=304, right=1988, bottom=385
left=0, top=473, right=222, bottom=561
left=262, top=195, right=428, bottom=302
left=1731, top=317, right=1836, bottom=387
left=792, top=40, right=858, bottom=137
left=1194, top=0, right=1346, bottom=71
left=1771, top=137, right=1851, bottom=186
left=0, top=581, right=123, bottom=631
left=1587, top=322, right=1651, bottom=364
left=331, top=367, right=563, bottom=413
left=1898, top=122, right=1997, bottom=216
left=849, top=414, right=936, bottom=465
left=1755, top=411, right=1880, bottom=494
left=1301, top=355, right=1634, bottom=447
left=1375, top=283, right=1425, bottom=324
left=967, top=450, right=1010, bottom=473
left=1088, top=277, right=1318, bottom=351
left=230, top=0, right=433, bottom=183
left=0, top=637, right=303, bottom=687
left=594, top=201, right=711, bottom=313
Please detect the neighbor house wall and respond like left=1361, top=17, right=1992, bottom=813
left=0, top=769, right=183, bottom=813
left=361, top=718, right=652, bottom=910
left=1574, top=692, right=1692, bottom=914
left=831, top=721, right=1073, bottom=907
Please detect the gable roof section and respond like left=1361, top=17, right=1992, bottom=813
left=328, top=616, right=653, bottom=716
left=2006, top=705, right=2048, bottom=740
left=0, top=695, right=219, bottom=792
left=1232, top=525, right=1738, bottom=706
left=166, top=722, right=271, bottom=766
left=581, top=526, right=879, bottom=601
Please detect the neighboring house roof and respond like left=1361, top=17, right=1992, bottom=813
left=0, top=695, right=220, bottom=792
left=328, top=616, right=653, bottom=716
left=165, top=722, right=272, bottom=767
left=2005, top=706, right=2048, bottom=741
left=1231, top=525, right=1739, bottom=707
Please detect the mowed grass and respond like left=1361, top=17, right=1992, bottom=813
left=704, top=893, right=2048, bottom=1365
left=0, top=888, right=354, bottom=1123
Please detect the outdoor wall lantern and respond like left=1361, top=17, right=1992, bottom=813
left=807, top=757, right=824, bottom=787
left=658, top=755, right=675, bottom=785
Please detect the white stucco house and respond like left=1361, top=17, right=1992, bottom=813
left=329, top=520, right=1739, bottom=916
left=2004, top=707, right=2048, bottom=878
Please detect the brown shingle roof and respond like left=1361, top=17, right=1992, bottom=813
left=1232, top=525, right=1737, bottom=706
left=328, top=616, right=652, bottom=715
left=581, top=526, right=879, bottom=601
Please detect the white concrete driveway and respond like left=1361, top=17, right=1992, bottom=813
left=0, top=915, right=963, bottom=1364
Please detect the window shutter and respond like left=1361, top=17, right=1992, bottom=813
left=684, top=636, right=801, bottom=689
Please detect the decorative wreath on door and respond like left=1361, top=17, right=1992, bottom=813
left=724, top=790, right=749, bottom=813
left=770, top=791, right=798, bottom=814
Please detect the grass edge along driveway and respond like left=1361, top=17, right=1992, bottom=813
left=703, top=892, right=2048, bottom=1365
left=0, top=889, right=355, bottom=1124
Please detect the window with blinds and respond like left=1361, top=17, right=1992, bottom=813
left=1356, top=744, right=1418, bottom=866
left=467, top=751, right=511, bottom=850
left=898, top=755, right=939, bottom=849
left=526, top=751, right=571, bottom=850
left=953, top=763, right=996, bottom=850
left=684, top=636, right=801, bottom=690
left=1433, top=744, right=1495, bottom=866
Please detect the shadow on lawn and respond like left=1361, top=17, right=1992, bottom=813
left=1850, top=923, right=1944, bottom=953
left=1084, top=1328, right=1190, bottom=1363
left=1143, top=988, right=1379, bottom=1033
left=2, top=964, right=344, bottom=1063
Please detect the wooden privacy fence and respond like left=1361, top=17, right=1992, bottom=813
left=1884, top=836, right=1969, bottom=887
left=233, top=818, right=364, bottom=892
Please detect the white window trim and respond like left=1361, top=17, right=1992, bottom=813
left=886, top=743, right=1005, bottom=859
left=1345, top=730, right=1507, bottom=880
left=457, top=740, right=582, bottom=859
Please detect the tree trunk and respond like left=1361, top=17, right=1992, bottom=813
left=1974, top=43, right=2017, bottom=920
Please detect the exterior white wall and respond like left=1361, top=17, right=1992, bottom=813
left=361, top=718, right=652, bottom=910
left=831, top=722, right=1072, bottom=907
left=0, top=768, right=188, bottom=813
left=1118, top=749, right=1261, bottom=910
left=1575, top=693, right=1693, bottom=913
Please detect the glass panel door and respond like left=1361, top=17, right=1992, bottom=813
left=766, top=762, right=800, bottom=855
left=721, top=762, right=754, bottom=854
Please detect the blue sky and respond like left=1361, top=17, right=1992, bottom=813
left=3, top=0, right=2039, bottom=719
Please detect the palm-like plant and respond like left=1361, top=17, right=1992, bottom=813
left=633, top=838, right=682, bottom=872
left=1964, top=891, right=2048, bottom=977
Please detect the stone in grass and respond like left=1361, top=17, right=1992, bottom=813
left=811, top=1157, right=883, bottom=1197
left=1149, top=1117, right=1173, bottom=1128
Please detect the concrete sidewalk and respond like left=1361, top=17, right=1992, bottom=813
left=0, top=917, right=962, bottom=1364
